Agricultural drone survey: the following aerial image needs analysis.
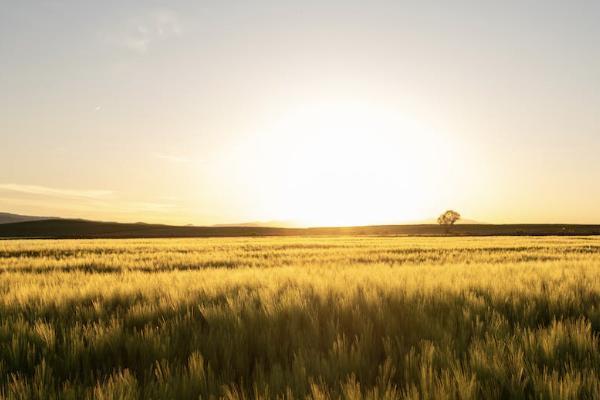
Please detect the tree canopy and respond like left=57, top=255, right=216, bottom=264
left=437, top=210, right=461, bottom=226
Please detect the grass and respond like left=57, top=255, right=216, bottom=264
left=0, top=236, right=599, bottom=399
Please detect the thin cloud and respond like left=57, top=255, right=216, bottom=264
left=0, top=184, right=114, bottom=200
left=0, top=184, right=179, bottom=220
left=154, top=153, right=193, bottom=163
left=102, top=9, right=183, bottom=54
left=128, top=202, right=179, bottom=212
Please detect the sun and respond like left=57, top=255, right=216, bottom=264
left=229, top=100, right=456, bottom=227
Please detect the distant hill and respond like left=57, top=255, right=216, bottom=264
left=0, top=218, right=599, bottom=239
left=213, top=220, right=299, bottom=228
left=215, top=218, right=486, bottom=228
left=0, top=212, right=56, bottom=225
left=405, top=217, right=488, bottom=225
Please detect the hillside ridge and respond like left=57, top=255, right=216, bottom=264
left=1, top=218, right=599, bottom=239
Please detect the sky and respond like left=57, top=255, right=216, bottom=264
left=1, top=0, right=600, bottom=226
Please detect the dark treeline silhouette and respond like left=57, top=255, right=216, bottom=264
left=1, top=219, right=600, bottom=239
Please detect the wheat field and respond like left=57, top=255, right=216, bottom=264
left=0, top=236, right=599, bottom=399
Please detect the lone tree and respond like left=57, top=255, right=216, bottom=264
left=437, top=210, right=461, bottom=232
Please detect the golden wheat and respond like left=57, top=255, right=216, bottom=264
left=0, top=236, right=599, bottom=399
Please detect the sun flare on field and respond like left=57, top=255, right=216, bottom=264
left=229, top=101, right=459, bottom=227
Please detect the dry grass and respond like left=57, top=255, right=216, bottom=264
left=0, top=236, right=599, bottom=399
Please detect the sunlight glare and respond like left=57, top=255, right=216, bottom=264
left=230, top=101, right=457, bottom=226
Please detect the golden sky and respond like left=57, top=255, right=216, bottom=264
left=1, top=1, right=600, bottom=226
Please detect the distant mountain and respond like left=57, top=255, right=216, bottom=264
left=0, top=212, right=57, bottom=225
left=215, top=218, right=488, bottom=228
left=213, top=220, right=300, bottom=228
left=406, top=217, right=489, bottom=225
left=456, top=218, right=488, bottom=224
